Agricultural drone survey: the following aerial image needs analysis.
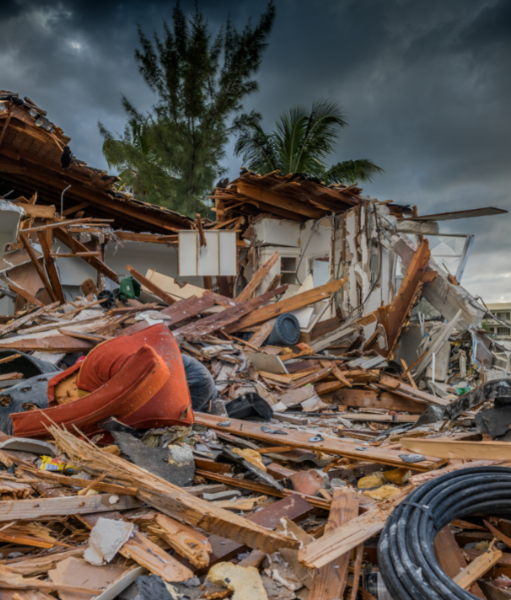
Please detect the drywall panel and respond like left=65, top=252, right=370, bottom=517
left=219, top=231, right=237, bottom=276
left=179, top=231, right=198, bottom=277
left=179, top=231, right=237, bottom=277
left=198, top=232, right=219, bottom=276
left=143, top=269, right=206, bottom=300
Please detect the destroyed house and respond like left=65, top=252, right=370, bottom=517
left=0, top=88, right=508, bottom=370
left=1, top=91, right=511, bottom=599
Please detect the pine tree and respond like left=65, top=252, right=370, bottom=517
left=100, top=2, right=276, bottom=215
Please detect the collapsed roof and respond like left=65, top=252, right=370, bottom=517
left=0, top=91, right=193, bottom=233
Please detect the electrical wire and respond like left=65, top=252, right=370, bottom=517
left=378, top=466, right=511, bottom=600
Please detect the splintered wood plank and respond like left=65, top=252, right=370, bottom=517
left=0, top=304, right=57, bottom=338
left=195, top=469, right=330, bottom=510
left=299, top=487, right=412, bottom=569
left=309, top=489, right=360, bottom=599
left=226, top=277, right=348, bottom=332
left=249, top=318, right=277, bottom=348
left=6, top=548, right=85, bottom=577
left=126, top=265, right=176, bottom=305
left=205, top=494, right=314, bottom=568
left=36, top=231, right=64, bottom=304
left=19, top=235, right=57, bottom=303
left=400, top=439, right=511, bottom=461
left=334, top=388, right=426, bottom=414
left=380, top=240, right=430, bottom=357
left=484, top=520, right=511, bottom=548
left=160, top=293, right=216, bottom=321
left=2, top=275, right=43, bottom=308
left=0, top=335, right=94, bottom=352
left=175, top=285, right=288, bottom=339
left=453, top=546, right=502, bottom=590
left=78, top=512, right=194, bottom=583
left=434, top=526, right=485, bottom=599
left=350, top=543, right=364, bottom=600
left=50, top=427, right=300, bottom=557
left=0, top=494, right=142, bottom=521
left=149, top=513, right=212, bottom=569
left=194, top=414, right=441, bottom=471
left=236, top=251, right=279, bottom=302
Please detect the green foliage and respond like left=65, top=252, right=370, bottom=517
left=234, top=100, right=383, bottom=185
left=99, top=1, right=276, bottom=215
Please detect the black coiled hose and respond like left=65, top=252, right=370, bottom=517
left=378, top=466, right=511, bottom=600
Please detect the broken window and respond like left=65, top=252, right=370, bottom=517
left=308, top=255, right=330, bottom=288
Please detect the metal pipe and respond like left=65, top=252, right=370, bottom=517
left=60, top=184, right=72, bottom=216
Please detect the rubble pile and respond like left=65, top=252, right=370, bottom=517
left=0, top=91, right=510, bottom=599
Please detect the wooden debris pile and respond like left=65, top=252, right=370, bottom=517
left=0, top=101, right=510, bottom=596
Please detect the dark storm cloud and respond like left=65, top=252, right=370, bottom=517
left=1, top=0, right=510, bottom=300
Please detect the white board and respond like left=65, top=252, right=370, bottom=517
left=179, top=230, right=237, bottom=276
left=219, top=231, right=237, bottom=276
left=179, top=231, right=197, bottom=277
left=198, top=232, right=219, bottom=276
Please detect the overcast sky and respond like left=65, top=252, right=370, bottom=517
left=2, top=0, right=510, bottom=302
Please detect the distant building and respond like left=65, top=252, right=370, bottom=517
left=486, top=302, right=511, bottom=339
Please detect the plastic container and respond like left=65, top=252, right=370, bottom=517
left=265, top=313, right=300, bottom=346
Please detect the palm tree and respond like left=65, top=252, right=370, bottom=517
left=234, top=100, right=383, bottom=185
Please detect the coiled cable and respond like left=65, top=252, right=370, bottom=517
left=378, top=467, right=511, bottom=600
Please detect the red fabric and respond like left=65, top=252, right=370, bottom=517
left=12, top=345, right=170, bottom=439
left=49, top=324, right=194, bottom=429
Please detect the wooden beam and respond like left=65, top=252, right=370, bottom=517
left=53, top=227, right=120, bottom=284
left=249, top=318, right=277, bottom=348
left=196, top=213, right=207, bottom=247
left=196, top=470, right=331, bottom=511
left=62, top=201, right=90, bottom=216
left=434, top=526, right=485, bottom=599
left=453, top=546, right=502, bottom=590
left=0, top=494, right=142, bottom=521
left=0, top=275, right=44, bottom=307
left=226, top=277, right=348, bottom=332
left=236, top=251, right=279, bottom=302
left=11, top=203, right=55, bottom=219
left=236, top=182, right=325, bottom=219
left=380, top=240, right=430, bottom=357
left=37, top=231, right=65, bottom=304
left=400, top=438, right=511, bottom=461
left=309, top=489, right=360, bottom=600
left=0, top=334, right=94, bottom=352
left=18, top=218, right=109, bottom=235
left=0, top=108, right=13, bottom=150
left=334, top=388, right=426, bottom=414
left=126, top=265, right=176, bottom=305
left=78, top=511, right=194, bottom=583
left=298, top=487, right=412, bottom=569
left=194, top=414, right=442, bottom=471
left=0, top=151, right=192, bottom=233
left=175, top=285, right=288, bottom=339
left=0, top=303, right=58, bottom=338
left=200, top=494, right=314, bottom=569
left=19, top=234, right=58, bottom=302
left=50, top=426, right=300, bottom=556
